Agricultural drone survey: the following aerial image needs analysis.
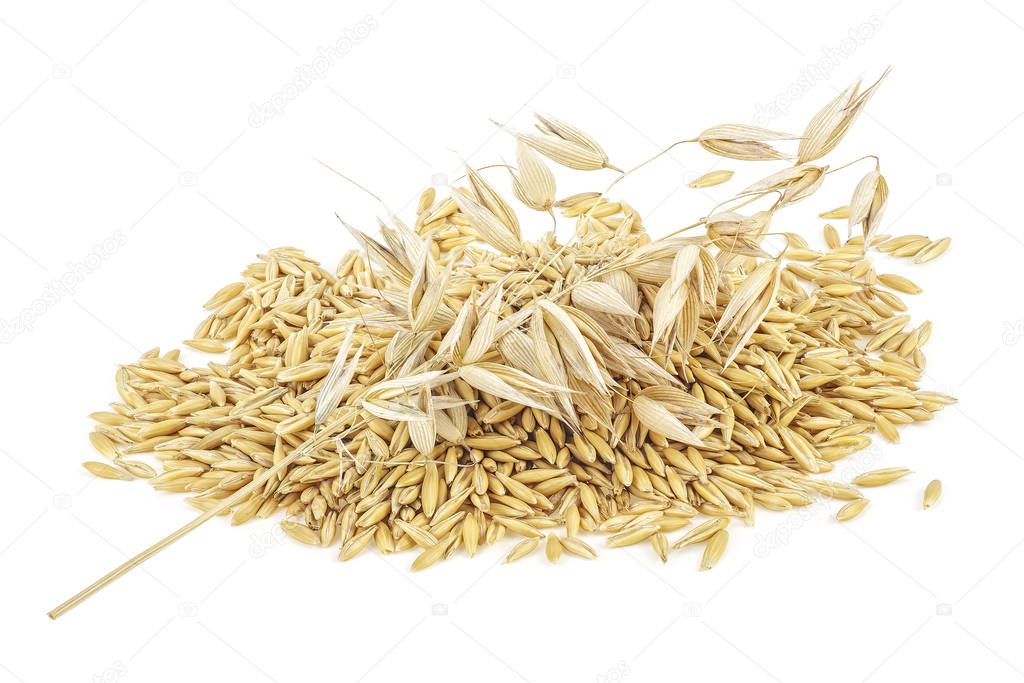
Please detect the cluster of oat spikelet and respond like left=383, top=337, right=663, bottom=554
left=83, top=72, right=953, bottom=571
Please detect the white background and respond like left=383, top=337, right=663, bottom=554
left=1, top=1, right=1022, bottom=681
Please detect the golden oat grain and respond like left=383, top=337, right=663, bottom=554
left=836, top=498, right=869, bottom=522
left=700, top=529, right=728, bottom=571
left=607, top=525, right=659, bottom=548
left=672, top=518, right=730, bottom=550
left=923, top=479, right=942, bottom=509
left=878, top=273, right=922, bottom=295
left=852, top=468, right=913, bottom=487
left=82, top=461, right=132, bottom=481
left=819, top=205, right=850, bottom=219
left=560, top=536, right=597, bottom=560
left=689, top=170, right=734, bottom=188
left=914, top=237, right=951, bottom=264
left=545, top=533, right=562, bottom=563
left=280, top=520, right=319, bottom=545
left=504, top=538, right=540, bottom=563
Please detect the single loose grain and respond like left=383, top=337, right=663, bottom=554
left=836, top=498, right=869, bottom=522
left=82, top=461, right=132, bottom=481
left=700, top=529, right=729, bottom=571
left=923, top=480, right=942, bottom=509
left=853, top=468, right=914, bottom=487
left=689, top=170, right=734, bottom=188
left=505, top=538, right=539, bottom=563
left=545, top=534, right=562, bottom=563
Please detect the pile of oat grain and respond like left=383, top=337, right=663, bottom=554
left=82, top=72, right=952, bottom=573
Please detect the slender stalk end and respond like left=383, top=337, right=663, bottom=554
left=45, top=420, right=349, bottom=620
left=316, top=159, right=384, bottom=205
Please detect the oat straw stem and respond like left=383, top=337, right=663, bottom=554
left=48, top=415, right=352, bottom=619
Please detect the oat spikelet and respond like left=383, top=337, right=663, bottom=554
left=698, top=124, right=796, bottom=161
left=923, top=480, right=942, bottom=509
left=742, top=164, right=827, bottom=208
left=498, top=113, right=618, bottom=171
left=466, top=164, right=520, bottom=235
left=314, top=325, right=358, bottom=430
left=797, top=68, right=890, bottom=163
left=713, top=259, right=782, bottom=367
left=449, top=188, right=522, bottom=255
left=510, top=140, right=556, bottom=212
left=848, top=169, right=888, bottom=244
